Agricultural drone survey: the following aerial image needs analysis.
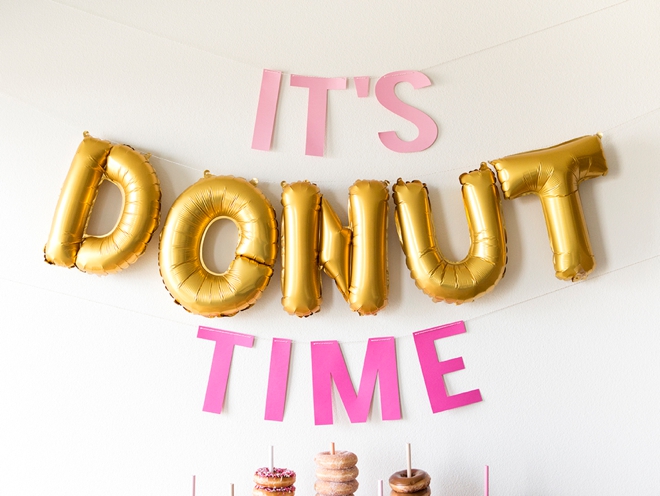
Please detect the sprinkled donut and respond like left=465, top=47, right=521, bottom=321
left=254, top=468, right=297, bottom=488
left=315, top=466, right=359, bottom=482
left=314, top=451, right=358, bottom=470
left=314, top=479, right=359, bottom=495
left=388, top=469, right=431, bottom=493
left=253, top=485, right=296, bottom=496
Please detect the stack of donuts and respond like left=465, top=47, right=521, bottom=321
left=314, top=446, right=359, bottom=496
left=253, top=467, right=296, bottom=496
left=389, top=469, right=431, bottom=496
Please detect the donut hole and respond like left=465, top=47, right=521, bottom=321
left=201, top=217, right=240, bottom=275
left=86, top=179, right=124, bottom=236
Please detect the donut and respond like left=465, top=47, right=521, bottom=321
left=315, top=466, right=359, bottom=482
left=253, top=485, right=296, bottom=496
left=390, top=488, right=430, bottom=496
left=253, top=468, right=296, bottom=488
left=314, top=451, right=358, bottom=469
left=388, top=469, right=431, bottom=493
left=314, top=479, right=359, bottom=495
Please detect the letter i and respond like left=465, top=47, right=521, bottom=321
left=252, top=69, right=283, bottom=151
left=264, top=338, right=292, bottom=421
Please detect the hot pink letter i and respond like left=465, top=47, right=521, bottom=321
left=311, top=337, right=401, bottom=425
left=413, top=321, right=482, bottom=413
left=197, top=326, right=255, bottom=414
left=264, top=338, right=292, bottom=421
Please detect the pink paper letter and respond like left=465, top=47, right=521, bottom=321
left=311, top=337, right=401, bottom=425
left=375, top=70, right=438, bottom=152
left=354, top=76, right=370, bottom=98
left=264, top=338, right=292, bottom=421
left=290, top=75, right=347, bottom=156
left=413, top=321, right=482, bottom=413
left=252, top=69, right=282, bottom=151
left=197, top=326, right=255, bottom=414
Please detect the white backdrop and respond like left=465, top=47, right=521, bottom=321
left=1, top=0, right=659, bottom=494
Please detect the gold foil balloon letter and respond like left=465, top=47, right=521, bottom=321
left=281, top=181, right=323, bottom=316
left=44, top=132, right=161, bottom=274
left=280, top=180, right=389, bottom=316
left=393, top=164, right=507, bottom=304
left=490, top=134, right=607, bottom=281
left=159, top=173, right=278, bottom=317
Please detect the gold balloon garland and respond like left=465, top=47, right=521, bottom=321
left=44, top=133, right=608, bottom=316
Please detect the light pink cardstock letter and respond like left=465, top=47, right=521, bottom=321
left=354, top=76, right=370, bottom=98
left=264, top=338, right=292, bottom=422
left=413, top=321, right=482, bottom=413
left=375, top=70, right=438, bottom=152
left=290, top=75, right=347, bottom=156
left=311, top=337, right=401, bottom=425
left=252, top=69, right=283, bottom=151
left=198, top=326, right=255, bottom=414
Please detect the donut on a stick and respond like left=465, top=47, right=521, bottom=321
left=314, top=443, right=359, bottom=496
left=388, top=444, right=430, bottom=495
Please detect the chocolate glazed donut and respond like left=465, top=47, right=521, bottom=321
left=388, top=469, right=431, bottom=493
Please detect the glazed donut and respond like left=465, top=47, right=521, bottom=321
left=388, top=469, right=431, bottom=493
left=315, top=466, right=359, bottom=482
left=314, top=479, right=359, bottom=495
left=253, top=468, right=296, bottom=488
left=314, top=451, right=358, bottom=469
left=390, top=488, right=430, bottom=496
left=253, top=485, right=295, bottom=496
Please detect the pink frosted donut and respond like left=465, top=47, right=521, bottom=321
left=314, top=451, right=358, bottom=469
left=316, top=466, right=359, bottom=482
left=253, top=468, right=296, bottom=488
left=253, top=486, right=296, bottom=496
left=314, top=479, right=359, bottom=495
left=388, top=469, right=431, bottom=493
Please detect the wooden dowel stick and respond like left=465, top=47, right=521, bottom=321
left=192, top=475, right=196, bottom=496
left=406, top=443, right=412, bottom=478
left=330, top=442, right=335, bottom=455
left=484, top=465, right=489, bottom=496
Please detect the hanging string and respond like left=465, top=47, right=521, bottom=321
left=145, top=103, right=660, bottom=181
left=49, top=0, right=632, bottom=77
left=2, top=253, right=658, bottom=344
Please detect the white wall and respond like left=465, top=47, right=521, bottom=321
left=1, top=1, right=659, bottom=494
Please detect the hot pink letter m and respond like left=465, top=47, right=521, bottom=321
left=311, top=337, right=401, bottom=425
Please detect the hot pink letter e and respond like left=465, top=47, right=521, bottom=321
left=413, top=322, right=482, bottom=413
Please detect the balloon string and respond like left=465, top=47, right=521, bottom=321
left=49, top=0, right=632, bottom=76
left=5, top=253, right=658, bottom=344
left=145, top=103, right=660, bottom=182
left=5, top=83, right=657, bottom=185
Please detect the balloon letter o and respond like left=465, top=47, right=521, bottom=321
left=44, top=133, right=161, bottom=274
left=159, top=173, right=278, bottom=317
